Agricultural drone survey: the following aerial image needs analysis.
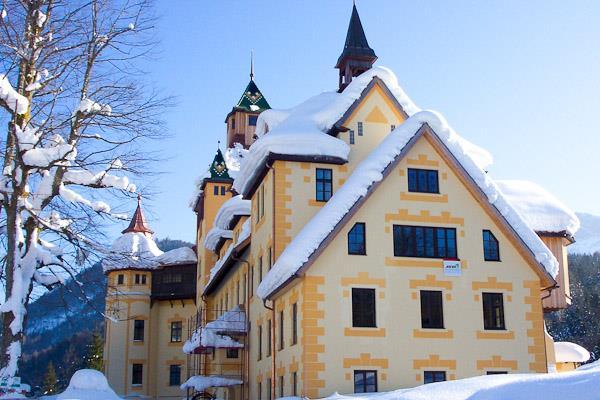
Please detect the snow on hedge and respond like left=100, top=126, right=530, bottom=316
left=213, top=195, right=251, bottom=230
left=0, top=74, right=29, bottom=114
left=181, top=375, right=242, bottom=392
left=496, top=180, right=580, bottom=236
left=554, top=341, right=591, bottom=363
left=257, top=111, right=560, bottom=299
left=234, top=67, right=421, bottom=195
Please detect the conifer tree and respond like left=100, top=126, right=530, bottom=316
left=42, top=361, right=58, bottom=395
left=86, top=331, right=104, bottom=371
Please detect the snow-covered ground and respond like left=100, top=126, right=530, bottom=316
left=318, top=363, right=600, bottom=400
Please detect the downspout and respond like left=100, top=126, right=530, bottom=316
left=232, top=253, right=251, bottom=400
left=263, top=298, right=276, bottom=400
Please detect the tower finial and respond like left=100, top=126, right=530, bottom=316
left=250, top=51, right=254, bottom=81
left=137, top=193, right=142, bottom=206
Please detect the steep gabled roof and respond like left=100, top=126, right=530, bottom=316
left=257, top=111, right=560, bottom=300
left=235, top=79, right=271, bottom=113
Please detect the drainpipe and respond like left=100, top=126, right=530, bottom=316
left=233, top=254, right=251, bottom=400
left=263, top=299, right=276, bottom=400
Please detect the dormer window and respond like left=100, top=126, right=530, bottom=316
left=408, top=168, right=439, bottom=194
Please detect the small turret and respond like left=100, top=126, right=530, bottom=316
left=122, top=194, right=153, bottom=235
left=336, top=3, right=377, bottom=91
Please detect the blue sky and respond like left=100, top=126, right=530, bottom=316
left=133, top=0, right=600, bottom=242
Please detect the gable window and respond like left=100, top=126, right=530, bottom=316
left=349, top=129, right=355, bottom=144
left=408, top=168, right=439, bottom=194
left=482, top=292, right=505, bottom=330
left=291, top=303, right=298, bottom=345
left=249, top=115, right=258, bottom=126
left=352, top=288, right=376, bottom=328
left=316, top=168, right=333, bottom=202
left=117, top=274, right=124, bottom=285
left=133, top=320, right=145, bottom=341
left=424, top=371, right=446, bottom=384
left=348, top=222, right=366, bottom=255
left=170, top=321, right=182, bottom=342
left=483, top=230, right=500, bottom=261
left=393, top=225, right=457, bottom=259
left=226, top=348, right=239, bottom=358
left=169, top=365, right=181, bottom=386
left=420, top=290, right=444, bottom=329
left=354, top=370, right=377, bottom=393
left=357, top=121, right=364, bottom=136
left=132, top=364, right=143, bottom=385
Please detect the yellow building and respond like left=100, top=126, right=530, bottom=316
left=103, top=197, right=198, bottom=399
left=106, top=4, right=581, bottom=400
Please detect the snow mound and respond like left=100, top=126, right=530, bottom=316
left=555, top=341, right=590, bottom=363
left=257, top=111, right=559, bottom=299
left=497, top=180, right=580, bottom=236
left=234, top=66, right=420, bottom=195
left=319, top=368, right=600, bottom=400
left=55, top=369, right=121, bottom=400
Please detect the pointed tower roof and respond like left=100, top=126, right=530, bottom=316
left=209, top=147, right=232, bottom=180
left=235, top=80, right=271, bottom=113
left=336, top=4, right=377, bottom=68
left=122, top=195, right=154, bottom=235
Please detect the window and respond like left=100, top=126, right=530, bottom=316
left=236, top=280, right=240, bottom=305
left=221, top=185, right=226, bottom=195
left=349, top=129, right=355, bottom=144
left=258, top=325, right=262, bottom=360
left=420, top=290, right=444, bottom=329
left=267, top=379, right=272, bottom=400
left=133, top=320, right=144, bottom=341
left=169, top=365, right=181, bottom=386
left=316, top=168, right=333, bottom=202
left=424, top=371, right=446, bottom=384
left=487, top=371, right=508, bottom=375
left=393, top=225, right=457, bottom=259
left=292, top=371, right=297, bottom=396
left=267, top=247, right=272, bottom=270
left=135, top=274, right=141, bottom=284
left=348, top=222, right=366, bottom=255
left=132, top=364, right=143, bottom=385
left=225, top=292, right=229, bottom=310
left=483, top=230, right=500, bottom=261
left=354, top=370, right=377, bottom=393
left=170, top=321, right=182, bottom=342
left=279, top=310, right=284, bottom=350
left=226, top=348, right=239, bottom=359
left=258, top=382, right=262, bottom=400
left=260, top=185, right=265, bottom=218
left=267, top=319, right=272, bottom=357
left=141, top=274, right=147, bottom=285
left=250, top=264, right=254, bottom=297
left=231, top=117, right=236, bottom=130
left=391, top=124, right=396, bottom=131
left=482, top=292, right=505, bottom=330
left=249, top=115, right=258, bottom=126
left=291, top=303, right=298, bottom=345
left=117, top=274, right=124, bottom=285
left=352, top=288, right=376, bottom=328
left=258, top=256, right=263, bottom=283
left=213, top=185, right=219, bottom=195
left=357, top=121, right=364, bottom=136
left=408, top=168, right=439, bottom=194
left=279, top=375, right=284, bottom=398
left=243, top=273, right=247, bottom=303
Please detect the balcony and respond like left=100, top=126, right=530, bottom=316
left=151, top=264, right=196, bottom=301
left=183, top=306, right=247, bottom=354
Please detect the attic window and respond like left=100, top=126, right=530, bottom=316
left=408, top=168, right=439, bottom=194
left=483, top=230, right=500, bottom=261
left=357, top=121, right=364, bottom=136
left=348, top=223, right=366, bottom=255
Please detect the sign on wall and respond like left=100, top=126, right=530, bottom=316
left=443, top=260, right=461, bottom=276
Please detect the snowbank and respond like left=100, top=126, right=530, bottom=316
left=318, top=367, right=600, bottom=400
left=213, top=195, right=251, bottom=230
left=257, top=111, right=559, bottom=299
left=497, top=180, right=580, bottom=236
left=554, top=341, right=590, bottom=363
left=233, top=66, right=421, bottom=195
left=53, top=369, right=122, bottom=400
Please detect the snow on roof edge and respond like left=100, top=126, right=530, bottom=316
left=256, top=110, right=559, bottom=300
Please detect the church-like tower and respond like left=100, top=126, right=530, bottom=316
left=225, top=58, right=271, bottom=148
left=335, top=3, right=377, bottom=91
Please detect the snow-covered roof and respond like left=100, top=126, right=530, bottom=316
left=181, top=375, right=243, bottom=393
left=497, top=180, right=580, bottom=237
left=555, top=341, right=591, bottom=363
left=213, top=195, right=251, bottom=230
left=204, top=227, right=233, bottom=252
left=257, top=110, right=560, bottom=299
left=233, top=66, right=421, bottom=195
left=103, top=232, right=196, bottom=272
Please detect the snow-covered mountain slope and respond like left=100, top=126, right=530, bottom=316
left=569, top=213, right=600, bottom=255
